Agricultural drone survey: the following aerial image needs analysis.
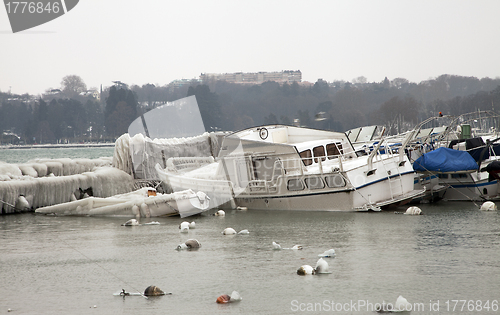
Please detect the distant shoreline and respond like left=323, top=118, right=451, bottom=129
left=0, top=143, right=115, bottom=150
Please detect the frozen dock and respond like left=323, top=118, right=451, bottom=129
left=0, top=157, right=134, bottom=214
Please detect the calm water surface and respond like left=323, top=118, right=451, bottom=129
left=1, top=202, right=499, bottom=315
left=1, top=148, right=499, bottom=314
left=0, top=146, right=115, bottom=164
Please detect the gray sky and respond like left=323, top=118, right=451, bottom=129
left=1, top=0, right=500, bottom=95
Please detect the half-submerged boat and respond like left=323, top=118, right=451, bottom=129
left=156, top=125, right=423, bottom=211
left=35, top=187, right=210, bottom=218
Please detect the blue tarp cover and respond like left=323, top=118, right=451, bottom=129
left=413, top=147, right=478, bottom=172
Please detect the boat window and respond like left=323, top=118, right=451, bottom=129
left=299, top=150, right=313, bottom=166
left=451, top=173, right=468, bottom=179
left=313, top=146, right=326, bottom=163
left=438, top=174, right=448, bottom=179
left=252, top=156, right=279, bottom=181
left=304, top=177, right=325, bottom=189
left=326, top=143, right=342, bottom=159
left=287, top=179, right=305, bottom=191
left=325, top=175, right=346, bottom=188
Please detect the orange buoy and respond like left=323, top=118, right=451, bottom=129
left=216, top=294, right=231, bottom=304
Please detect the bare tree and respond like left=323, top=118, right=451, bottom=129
left=61, top=75, right=87, bottom=97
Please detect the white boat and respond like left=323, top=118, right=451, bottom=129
left=409, top=111, right=500, bottom=202
left=35, top=187, right=211, bottom=218
left=156, top=125, right=423, bottom=211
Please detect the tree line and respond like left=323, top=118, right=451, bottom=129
left=1, top=74, right=500, bottom=144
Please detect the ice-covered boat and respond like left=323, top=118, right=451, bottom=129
left=35, top=187, right=210, bottom=218
left=156, top=125, right=423, bottom=211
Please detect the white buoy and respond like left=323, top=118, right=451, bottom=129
left=131, top=205, right=140, bottom=217
left=480, top=201, right=497, bottom=211
left=229, top=291, right=242, bottom=301
left=179, top=221, right=190, bottom=233
left=143, top=221, right=160, bottom=225
left=272, top=241, right=282, bottom=250
left=405, top=206, right=422, bottom=215
left=297, top=265, right=315, bottom=275
left=177, top=239, right=201, bottom=250
left=315, top=258, right=329, bottom=274
left=216, top=291, right=242, bottom=303
left=140, top=203, right=150, bottom=218
left=238, top=229, right=249, bottom=235
left=215, top=210, right=225, bottom=216
left=318, top=249, right=336, bottom=258
left=236, top=206, right=247, bottom=211
left=122, top=219, right=139, bottom=226
left=16, top=195, right=30, bottom=210
left=189, top=221, right=196, bottom=229
left=291, top=245, right=303, bottom=250
left=394, top=295, right=412, bottom=312
left=222, top=227, right=237, bottom=235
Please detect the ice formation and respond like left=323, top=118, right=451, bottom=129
left=1, top=158, right=133, bottom=214
left=112, top=132, right=224, bottom=179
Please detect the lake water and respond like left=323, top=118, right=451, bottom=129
left=0, top=146, right=115, bottom=164
left=1, top=203, right=499, bottom=314
left=1, top=148, right=499, bottom=314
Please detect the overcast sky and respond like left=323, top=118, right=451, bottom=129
left=1, top=0, right=500, bottom=95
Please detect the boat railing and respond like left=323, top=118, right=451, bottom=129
left=166, top=156, right=215, bottom=172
